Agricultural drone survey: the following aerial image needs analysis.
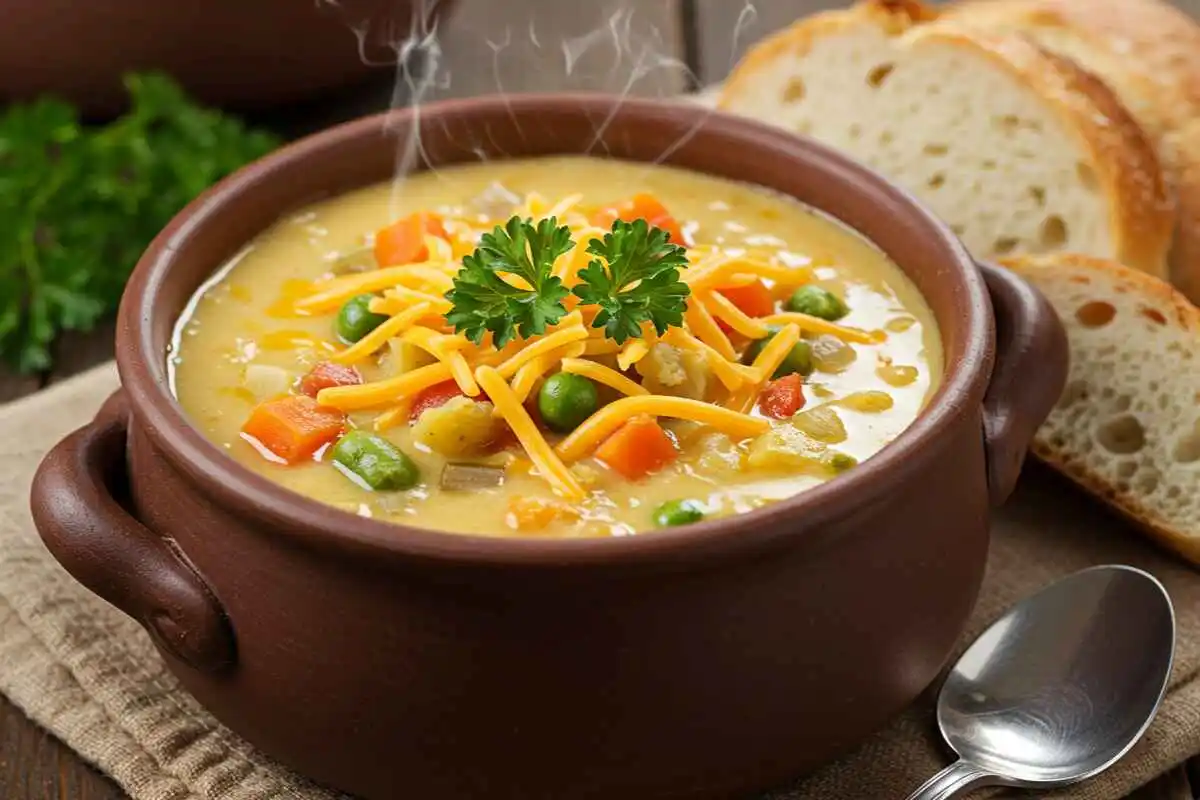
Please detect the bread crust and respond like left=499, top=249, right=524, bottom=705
left=945, top=0, right=1200, bottom=304
left=1003, top=252, right=1200, bottom=565
left=717, top=1, right=1174, bottom=279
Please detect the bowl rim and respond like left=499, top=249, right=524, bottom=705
left=116, top=92, right=993, bottom=570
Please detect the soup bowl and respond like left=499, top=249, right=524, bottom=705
left=30, top=94, right=1067, bottom=800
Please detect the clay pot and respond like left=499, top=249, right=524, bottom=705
left=0, top=0, right=456, bottom=117
left=31, top=94, right=1067, bottom=799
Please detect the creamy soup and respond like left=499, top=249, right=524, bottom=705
left=171, top=156, right=942, bottom=537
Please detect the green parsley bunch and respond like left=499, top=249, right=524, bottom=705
left=0, top=73, right=280, bottom=372
left=446, top=215, right=691, bottom=346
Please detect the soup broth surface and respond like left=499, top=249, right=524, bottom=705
left=171, top=156, right=942, bottom=537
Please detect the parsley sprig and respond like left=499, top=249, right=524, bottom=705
left=445, top=216, right=690, bottom=346
left=572, top=218, right=690, bottom=344
left=445, top=216, right=573, bottom=347
left=0, top=72, right=280, bottom=372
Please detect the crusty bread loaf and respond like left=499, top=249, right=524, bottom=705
left=717, top=0, right=1175, bottom=280
left=1002, top=253, right=1200, bottom=564
left=945, top=0, right=1200, bottom=305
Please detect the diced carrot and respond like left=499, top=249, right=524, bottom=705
left=594, top=415, right=678, bottom=480
left=505, top=496, right=580, bottom=532
left=718, top=280, right=776, bottom=319
left=758, top=373, right=805, bottom=420
left=374, top=212, right=446, bottom=267
left=592, top=193, right=686, bottom=245
left=299, top=361, right=362, bottom=397
left=242, top=396, right=346, bottom=464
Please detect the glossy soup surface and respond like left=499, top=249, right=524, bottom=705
left=171, top=156, right=943, bottom=537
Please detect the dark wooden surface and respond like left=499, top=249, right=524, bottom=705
left=0, top=1, right=1195, bottom=798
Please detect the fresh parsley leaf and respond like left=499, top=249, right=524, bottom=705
left=0, top=72, right=280, bottom=373
left=572, top=218, right=690, bottom=344
left=445, top=216, right=573, bottom=347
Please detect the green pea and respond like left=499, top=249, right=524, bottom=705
left=785, top=285, right=849, bottom=321
left=335, top=293, right=388, bottom=343
left=827, top=452, right=858, bottom=473
left=331, top=430, right=420, bottom=491
left=537, top=372, right=599, bottom=433
left=742, top=325, right=813, bottom=378
left=653, top=499, right=706, bottom=527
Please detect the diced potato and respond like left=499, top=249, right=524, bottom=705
left=810, top=335, right=857, bottom=373
left=636, top=343, right=709, bottom=399
left=411, top=396, right=504, bottom=457
left=386, top=339, right=435, bottom=375
left=791, top=405, right=847, bottom=444
left=637, top=343, right=687, bottom=387
left=690, top=432, right=744, bottom=477
left=838, top=390, right=895, bottom=413
left=746, top=425, right=828, bottom=473
left=242, top=363, right=291, bottom=400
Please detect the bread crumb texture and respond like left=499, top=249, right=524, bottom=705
left=719, top=0, right=1173, bottom=278
left=1005, top=253, right=1200, bottom=562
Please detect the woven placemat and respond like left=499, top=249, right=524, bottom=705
left=1, top=363, right=1198, bottom=799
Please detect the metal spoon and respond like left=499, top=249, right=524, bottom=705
left=906, top=565, right=1175, bottom=800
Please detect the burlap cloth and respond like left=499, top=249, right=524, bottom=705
left=1, top=363, right=1197, bottom=800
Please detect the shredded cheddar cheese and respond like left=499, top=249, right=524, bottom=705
left=686, top=252, right=813, bottom=290
left=318, top=362, right=453, bottom=411
left=582, top=339, right=622, bottom=356
left=475, top=366, right=586, bottom=501
left=725, top=323, right=801, bottom=413
left=748, top=323, right=800, bottom=381
left=330, top=302, right=433, bottom=365
left=402, top=326, right=479, bottom=396
left=555, top=396, right=769, bottom=463
left=560, top=358, right=650, bottom=397
left=761, top=313, right=882, bottom=344
left=504, top=340, right=588, bottom=410
left=661, top=329, right=758, bottom=391
left=617, top=339, right=650, bottom=371
left=684, top=297, right=737, bottom=362
left=494, top=321, right=588, bottom=379
left=510, top=355, right=554, bottom=404
left=296, top=263, right=456, bottom=313
left=701, top=292, right=771, bottom=339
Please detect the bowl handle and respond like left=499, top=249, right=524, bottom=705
left=30, top=390, right=235, bottom=673
left=977, top=261, right=1069, bottom=506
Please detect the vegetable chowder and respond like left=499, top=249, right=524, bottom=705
left=170, top=156, right=942, bottom=537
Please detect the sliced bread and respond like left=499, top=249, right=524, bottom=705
left=717, top=0, right=1175, bottom=280
left=944, top=0, right=1200, bottom=305
left=1003, top=253, right=1200, bottom=564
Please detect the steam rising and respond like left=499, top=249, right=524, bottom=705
left=316, top=0, right=760, bottom=214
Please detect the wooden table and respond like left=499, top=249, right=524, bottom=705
left=1, top=1, right=1196, bottom=797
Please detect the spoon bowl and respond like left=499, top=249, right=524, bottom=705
left=908, top=565, right=1175, bottom=799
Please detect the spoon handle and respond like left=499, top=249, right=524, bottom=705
left=905, top=760, right=996, bottom=800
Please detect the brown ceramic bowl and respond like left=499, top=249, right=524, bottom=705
left=0, top=0, right=456, bottom=117
left=30, top=95, right=1067, bottom=799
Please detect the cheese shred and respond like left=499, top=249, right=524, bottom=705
left=475, top=366, right=586, bottom=501
left=555, top=395, right=769, bottom=462
left=560, top=358, right=650, bottom=397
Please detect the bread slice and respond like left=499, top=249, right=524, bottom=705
left=717, top=0, right=1175, bottom=280
left=1002, top=253, right=1200, bottom=564
left=944, top=0, right=1200, bottom=305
